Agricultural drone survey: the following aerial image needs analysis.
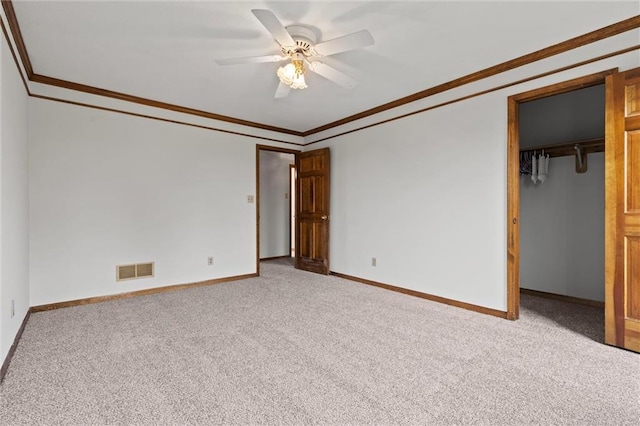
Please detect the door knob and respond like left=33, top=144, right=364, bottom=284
left=321, top=215, right=328, bottom=220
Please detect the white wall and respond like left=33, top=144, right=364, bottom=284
left=519, top=84, right=605, bottom=149
left=520, top=154, right=604, bottom=301
left=0, top=32, right=29, bottom=363
left=319, top=94, right=507, bottom=310
left=14, top=13, right=640, bottom=320
left=29, top=99, right=262, bottom=306
left=310, top=47, right=639, bottom=312
left=259, top=151, right=294, bottom=259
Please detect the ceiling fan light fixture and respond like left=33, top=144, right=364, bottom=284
left=277, top=59, right=307, bottom=90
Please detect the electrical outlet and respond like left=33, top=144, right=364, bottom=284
left=247, top=195, right=254, bottom=203
left=11, top=300, right=15, bottom=318
left=208, top=257, right=214, bottom=266
left=371, top=257, right=377, bottom=267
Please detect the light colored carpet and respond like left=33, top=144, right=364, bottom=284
left=1, top=262, right=638, bottom=425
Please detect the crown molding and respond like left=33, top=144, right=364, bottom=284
left=30, top=93, right=305, bottom=147
left=2, top=0, right=640, bottom=139
left=29, top=74, right=305, bottom=137
left=1, top=0, right=32, bottom=78
left=2, top=0, right=303, bottom=137
left=0, top=13, right=28, bottom=93
left=302, top=14, right=640, bottom=136
left=303, top=45, right=638, bottom=146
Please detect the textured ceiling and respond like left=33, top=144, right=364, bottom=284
left=9, top=1, right=640, bottom=133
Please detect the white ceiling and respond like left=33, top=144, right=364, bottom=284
left=9, top=1, right=640, bottom=133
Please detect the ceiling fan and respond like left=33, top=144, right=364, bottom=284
left=215, top=9, right=374, bottom=98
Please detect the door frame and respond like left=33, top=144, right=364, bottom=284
left=506, top=70, right=614, bottom=320
left=289, top=164, right=296, bottom=258
left=256, top=144, right=301, bottom=274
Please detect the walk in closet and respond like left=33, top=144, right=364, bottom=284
left=518, top=84, right=605, bottom=304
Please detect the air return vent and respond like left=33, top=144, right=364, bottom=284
left=117, top=262, right=154, bottom=282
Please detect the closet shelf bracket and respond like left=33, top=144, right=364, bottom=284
left=574, top=144, right=588, bottom=173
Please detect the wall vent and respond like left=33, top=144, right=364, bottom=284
left=117, top=262, right=154, bottom=282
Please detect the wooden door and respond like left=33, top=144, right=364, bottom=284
left=296, top=148, right=330, bottom=274
left=605, top=68, right=640, bottom=352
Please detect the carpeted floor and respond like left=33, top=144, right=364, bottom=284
left=0, top=261, right=638, bottom=425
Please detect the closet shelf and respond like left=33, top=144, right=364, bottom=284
left=519, top=137, right=604, bottom=158
left=520, top=137, right=604, bottom=174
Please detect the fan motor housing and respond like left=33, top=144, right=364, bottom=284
left=282, top=25, right=318, bottom=56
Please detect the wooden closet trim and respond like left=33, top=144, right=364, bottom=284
left=506, top=70, right=610, bottom=320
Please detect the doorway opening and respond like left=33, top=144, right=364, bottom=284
left=507, top=71, right=611, bottom=327
left=256, top=145, right=300, bottom=274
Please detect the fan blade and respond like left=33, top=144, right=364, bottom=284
left=251, top=9, right=296, bottom=48
left=308, top=62, right=357, bottom=89
left=313, top=30, right=374, bottom=56
left=215, top=55, right=287, bottom=66
left=275, top=82, right=291, bottom=99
